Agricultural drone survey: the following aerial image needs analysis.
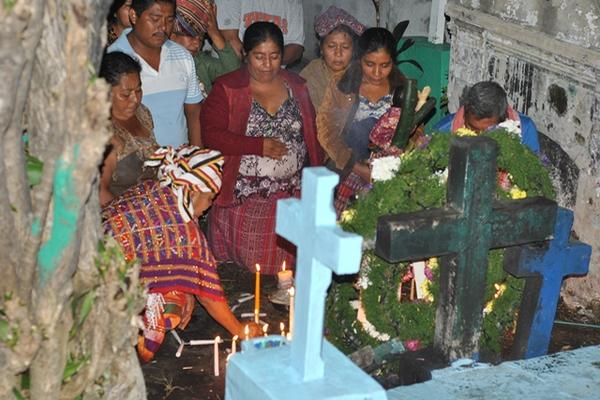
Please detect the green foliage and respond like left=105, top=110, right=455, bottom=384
left=327, top=131, right=555, bottom=355
left=63, top=353, right=91, bottom=382
left=94, top=238, right=143, bottom=323
left=69, top=290, right=96, bottom=339
left=341, top=133, right=451, bottom=239
left=26, top=154, right=43, bottom=188
left=12, top=388, right=26, bottom=400
left=0, top=309, right=19, bottom=348
left=4, top=0, right=16, bottom=11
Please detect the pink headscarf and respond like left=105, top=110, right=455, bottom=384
left=314, top=6, right=366, bottom=38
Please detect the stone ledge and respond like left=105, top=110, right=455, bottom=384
left=387, top=345, right=600, bottom=399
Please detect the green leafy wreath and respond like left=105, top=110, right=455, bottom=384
left=326, top=131, right=555, bottom=356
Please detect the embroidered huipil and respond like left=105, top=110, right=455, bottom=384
left=234, top=89, right=307, bottom=201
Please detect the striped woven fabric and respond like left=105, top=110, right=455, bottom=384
left=137, top=291, right=191, bottom=362
left=102, top=180, right=225, bottom=301
left=334, top=172, right=369, bottom=218
left=145, top=145, right=224, bottom=222
left=174, top=0, right=213, bottom=36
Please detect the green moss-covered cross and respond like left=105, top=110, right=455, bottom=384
left=375, top=136, right=556, bottom=361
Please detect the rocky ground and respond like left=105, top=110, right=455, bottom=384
left=142, top=263, right=600, bottom=399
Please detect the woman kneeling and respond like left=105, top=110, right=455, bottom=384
left=102, top=146, right=260, bottom=361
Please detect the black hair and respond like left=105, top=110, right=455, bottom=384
left=107, top=0, right=128, bottom=25
left=99, top=51, right=142, bottom=86
left=461, top=81, right=508, bottom=120
left=356, top=27, right=396, bottom=60
left=242, top=22, right=284, bottom=55
left=130, top=0, right=176, bottom=20
left=338, top=27, right=405, bottom=94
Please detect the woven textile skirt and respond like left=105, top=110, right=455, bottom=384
left=102, top=180, right=226, bottom=360
left=208, top=192, right=296, bottom=275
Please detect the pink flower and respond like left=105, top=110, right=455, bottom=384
left=497, top=170, right=512, bottom=191
left=404, top=339, right=421, bottom=352
left=424, top=266, right=434, bottom=281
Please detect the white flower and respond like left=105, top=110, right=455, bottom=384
left=435, top=168, right=448, bottom=184
left=350, top=299, right=391, bottom=342
left=356, top=275, right=371, bottom=290
left=498, top=119, right=521, bottom=136
left=371, top=156, right=402, bottom=182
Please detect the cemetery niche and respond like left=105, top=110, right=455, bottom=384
left=325, top=129, right=562, bottom=377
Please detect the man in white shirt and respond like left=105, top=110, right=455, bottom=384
left=216, top=0, right=304, bottom=65
left=108, top=0, right=203, bottom=147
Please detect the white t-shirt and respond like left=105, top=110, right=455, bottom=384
left=216, top=0, right=304, bottom=46
left=108, top=30, right=203, bottom=147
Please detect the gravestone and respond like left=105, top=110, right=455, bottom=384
left=505, top=207, right=592, bottom=359
left=376, top=136, right=557, bottom=361
left=225, top=167, right=386, bottom=400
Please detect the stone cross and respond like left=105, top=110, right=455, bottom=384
left=375, top=136, right=557, bottom=361
left=504, top=207, right=591, bottom=359
left=276, top=167, right=363, bottom=381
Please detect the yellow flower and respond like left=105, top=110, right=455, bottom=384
left=427, top=257, right=439, bottom=269
left=455, top=127, right=478, bottom=137
left=484, top=283, right=507, bottom=315
left=420, top=281, right=434, bottom=302
left=340, top=209, right=357, bottom=224
left=509, top=186, right=527, bottom=199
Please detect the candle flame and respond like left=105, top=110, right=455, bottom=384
left=215, top=335, right=221, bottom=343
left=280, top=322, right=284, bottom=330
left=256, top=263, right=261, bottom=272
left=244, top=325, right=249, bottom=335
left=232, top=335, right=239, bottom=341
left=282, top=260, right=286, bottom=271
left=262, top=324, right=269, bottom=333
left=289, top=286, right=295, bottom=296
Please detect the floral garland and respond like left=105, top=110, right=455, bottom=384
left=326, top=129, right=555, bottom=356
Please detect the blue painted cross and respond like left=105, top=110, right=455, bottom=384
left=504, top=207, right=591, bottom=359
left=276, top=167, right=363, bottom=381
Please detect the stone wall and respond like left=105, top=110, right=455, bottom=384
left=301, top=0, right=432, bottom=60
left=446, top=0, right=600, bottom=310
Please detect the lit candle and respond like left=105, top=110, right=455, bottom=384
left=244, top=324, right=249, bottom=341
left=280, top=322, right=285, bottom=337
left=262, top=323, right=269, bottom=337
left=231, top=334, right=238, bottom=355
left=214, top=336, right=221, bottom=377
left=277, top=260, right=294, bottom=290
left=254, top=264, right=261, bottom=323
left=288, top=286, right=295, bottom=340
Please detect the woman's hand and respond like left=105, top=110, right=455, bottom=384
left=238, top=322, right=263, bottom=338
left=206, top=3, right=227, bottom=51
left=262, top=138, right=288, bottom=160
left=352, top=162, right=371, bottom=183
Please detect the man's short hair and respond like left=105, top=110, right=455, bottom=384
left=461, top=81, right=508, bottom=120
left=131, top=0, right=176, bottom=18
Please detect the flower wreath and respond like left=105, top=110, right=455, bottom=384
left=326, top=129, right=555, bottom=356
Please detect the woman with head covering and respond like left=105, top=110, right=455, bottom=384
left=102, top=146, right=261, bottom=361
left=106, top=0, right=132, bottom=45
left=169, top=0, right=240, bottom=95
left=99, top=51, right=159, bottom=206
left=200, top=22, right=323, bottom=275
left=317, top=27, right=406, bottom=214
left=300, top=5, right=366, bottom=109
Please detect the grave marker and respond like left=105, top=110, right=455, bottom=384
left=376, top=137, right=557, bottom=361
left=225, top=168, right=386, bottom=400
left=505, top=207, right=591, bottom=359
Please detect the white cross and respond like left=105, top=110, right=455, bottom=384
left=276, top=167, right=363, bottom=381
